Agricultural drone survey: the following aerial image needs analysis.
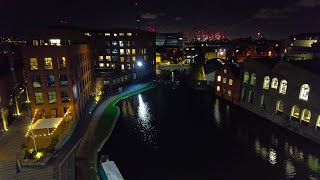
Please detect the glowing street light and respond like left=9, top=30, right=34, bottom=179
left=137, top=61, right=143, bottom=67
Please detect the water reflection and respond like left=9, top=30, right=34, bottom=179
left=213, top=99, right=221, bottom=128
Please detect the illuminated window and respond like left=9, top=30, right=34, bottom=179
left=246, top=51, right=251, bottom=56
left=126, top=41, right=130, bottom=47
left=291, top=105, right=300, bottom=119
left=99, top=56, right=104, bottom=61
left=263, top=76, right=270, bottom=90
left=32, top=75, right=41, bottom=88
left=216, top=86, right=220, bottom=92
left=144, top=55, right=147, bottom=60
left=105, top=56, right=111, bottom=61
left=61, top=91, right=70, bottom=102
left=223, top=77, right=227, bottom=84
left=268, top=51, right=272, bottom=57
left=316, top=116, right=320, bottom=129
left=217, top=76, right=221, bottom=82
left=250, top=73, right=256, bottom=86
left=228, top=90, right=232, bottom=96
left=301, top=109, right=311, bottom=123
left=299, top=84, right=310, bottom=101
left=132, top=49, right=136, bottom=55
left=279, top=80, right=287, bottom=95
left=229, top=79, right=233, bottom=86
left=33, top=40, right=39, bottom=46
left=126, top=49, right=131, bottom=55
left=127, top=33, right=132, bottom=36
left=119, top=41, right=124, bottom=47
left=59, top=74, right=68, bottom=86
left=30, top=58, right=38, bottom=70
left=276, top=100, right=284, bottom=114
left=35, top=92, right=44, bottom=104
left=46, top=75, right=55, bottom=87
left=112, top=41, right=118, bottom=46
left=120, top=49, right=125, bottom=55
left=121, top=64, right=125, bottom=70
left=112, top=49, right=118, bottom=54
left=99, top=63, right=104, bottom=67
left=113, top=33, right=117, bottom=37
left=49, top=39, right=61, bottom=46
left=105, top=33, right=111, bottom=36
left=132, top=56, right=136, bottom=62
left=106, top=63, right=110, bottom=67
left=58, top=57, right=67, bottom=69
left=243, top=72, right=249, bottom=83
left=48, top=92, right=57, bottom=104
left=127, top=64, right=131, bottom=70
left=44, top=57, right=53, bottom=69
left=143, top=48, right=147, bottom=54
left=119, top=33, right=124, bottom=36
left=271, top=78, right=278, bottom=89
left=120, top=57, right=125, bottom=62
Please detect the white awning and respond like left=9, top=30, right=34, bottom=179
left=31, top=118, right=63, bottom=130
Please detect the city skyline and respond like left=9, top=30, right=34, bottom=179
left=2, top=0, right=320, bottom=39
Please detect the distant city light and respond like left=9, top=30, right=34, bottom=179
left=137, top=61, right=143, bottom=67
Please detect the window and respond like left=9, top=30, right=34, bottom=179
left=119, top=41, right=124, bottom=47
left=228, top=90, right=232, bottom=96
left=299, top=84, right=310, bottom=101
left=49, top=39, right=61, bottom=46
left=48, top=92, right=57, bottom=104
left=112, top=41, right=118, bottom=46
left=112, top=49, right=118, bottom=54
left=132, top=56, right=136, bottom=62
left=33, top=40, right=39, bottom=46
left=126, top=57, right=131, bottom=62
left=268, top=51, right=272, bottom=57
left=44, top=57, right=53, bottom=69
left=120, top=57, right=125, bottom=62
left=30, top=58, right=38, bottom=70
left=229, top=79, right=233, bottom=86
left=223, top=77, right=227, bottom=84
left=51, top=108, right=58, bottom=118
left=243, top=72, right=249, bottom=83
left=260, top=95, right=266, bottom=108
left=126, top=49, right=131, bottom=55
left=120, top=49, right=125, bottom=55
left=60, top=74, right=68, bottom=86
left=61, top=91, right=70, bottom=102
left=132, top=49, right=136, bottom=55
left=32, top=75, right=41, bottom=88
left=106, top=41, right=111, bottom=46
left=241, top=88, right=246, bottom=100
left=127, top=64, right=131, bottom=70
left=106, top=63, right=110, bottom=67
left=279, top=80, right=287, bottom=95
left=217, top=76, right=221, bottom=82
left=106, top=49, right=111, bottom=54
left=316, top=116, right=320, bottom=129
left=144, top=55, right=147, bottom=60
left=105, top=33, right=111, bottom=36
left=250, top=73, right=256, bottom=86
left=119, top=33, right=124, bottom=36
left=143, top=48, right=147, bottom=54
left=113, top=33, right=118, bottom=37
left=34, top=93, right=44, bottom=105
left=127, top=33, right=132, bottom=36
left=271, top=78, right=278, bottom=89
left=291, top=105, right=300, bottom=120
left=248, top=91, right=254, bottom=103
left=263, top=76, right=270, bottom=90
left=106, top=56, right=111, bottom=61
left=301, top=109, right=311, bottom=124
left=121, top=64, right=125, bottom=71
left=57, top=57, right=67, bottom=69
left=99, top=56, right=104, bottom=61
left=276, top=100, right=284, bottom=114
left=126, top=41, right=130, bottom=47
left=46, top=74, right=55, bottom=87
left=112, top=56, right=119, bottom=62
left=216, top=86, right=220, bottom=92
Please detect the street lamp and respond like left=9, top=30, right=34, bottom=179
left=137, top=61, right=143, bottom=67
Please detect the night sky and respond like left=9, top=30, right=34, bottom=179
left=2, top=0, right=320, bottom=39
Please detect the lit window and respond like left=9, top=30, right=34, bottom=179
left=105, top=56, right=111, bottom=61
left=59, top=74, right=68, bottom=86
left=223, top=77, right=227, bottom=84
left=99, top=63, right=104, bottom=67
left=276, top=100, right=284, bottom=113
left=113, top=33, right=117, bottom=37
left=32, top=75, right=41, bottom=88
left=132, top=56, right=136, bottom=62
left=99, top=56, right=104, bottom=61
left=112, top=41, right=118, bottom=46
left=127, top=33, right=132, bottom=36
left=120, top=57, right=125, bottom=62
left=144, top=55, right=147, bottom=60
left=120, top=49, right=125, bottom=55
left=35, top=92, right=44, bottom=105
left=121, top=64, right=125, bottom=70
left=228, top=90, right=232, bottom=96
left=229, top=79, right=233, bottom=86
left=127, top=64, right=131, bottom=70
left=268, top=51, right=272, bottom=57
left=291, top=105, right=300, bottom=119
left=243, top=72, right=249, bottom=83
left=301, top=109, right=311, bottom=123
left=216, top=86, right=220, bottom=92
left=33, top=40, right=39, bottom=46
left=30, top=58, right=38, bottom=70
left=316, top=116, right=320, bottom=129
left=279, top=80, right=287, bottom=95
left=48, top=92, right=57, bottom=104
left=250, top=73, right=256, bottom=86
left=105, top=33, right=111, bottom=36
left=119, top=41, right=124, bottom=47
left=263, top=76, right=270, bottom=90
left=132, top=49, right=136, bottom=55
left=299, top=84, right=310, bottom=101
left=119, top=33, right=124, bottom=36
left=106, top=49, right=111, bottom=54
left=106, top=63, right=110, bottom=67
left=44, top=57, right=53, bottom=69
left=58, top=57, right=67, bottom=69
left=271, top=78, right=278, bottom=89
left=143, top=49, right=147, bottom=54
left=49, top=39, right=61, bottom=46
left=126, top=49, right=131, bottom=55
left=217, top=76, right=221, bottom=82
left=46, top=75, right=55, bottom=87
left=112, top=49, right=118, bottom=54
left=186, top=48, right=189, bottom=50
left=126, top=41, right=131, bottom=47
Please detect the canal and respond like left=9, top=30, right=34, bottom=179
left=99, top=85, right=320, bottom=180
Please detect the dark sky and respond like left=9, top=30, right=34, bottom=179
left=2, top=0, right=320, bottom=39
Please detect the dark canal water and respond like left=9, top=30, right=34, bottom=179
left=100, top=85, right=320, bottom=180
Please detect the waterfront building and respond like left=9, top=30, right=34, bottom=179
left=203, top=58, right=225, bottom=86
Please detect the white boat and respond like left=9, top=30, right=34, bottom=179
left=99, top=155, right=125, bottom=180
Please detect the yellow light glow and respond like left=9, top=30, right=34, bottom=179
left=35, top=152, right=43, bottom=159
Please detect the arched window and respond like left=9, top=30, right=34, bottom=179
left=250, top=73, right=256, bottom=86
left=243, top=72, right=249, bottom=84
left=271, top=78, right=278, bottom=89
left=301, top=109, right=311, bottom=124
left=299, top=84, right=310, bottom=101
left=291, top=105, right=300, bottom=120
left=316, top=116, right=320, bottom=129
left=263, top=76, right=270, bottom=90
left=260, top=95, right=266, bottom=108
left=276, top=100, right=284, bottom=114
left=249, top=91, right=254, bottom=103
left=279, top=80, right=288, bottom=95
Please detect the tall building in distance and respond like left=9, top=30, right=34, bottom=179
left=22, top=27, right=93, bottom=123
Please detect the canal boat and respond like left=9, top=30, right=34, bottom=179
left=99, top=155, right=125, bottom=180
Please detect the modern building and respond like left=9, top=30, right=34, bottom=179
left=156, top=33, right=183, bottom=47
left=22, top=27, right=93, bottom=126
left=86, top=28, right=156, bottom=90
left=239, top=57, right=320, bottom=144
